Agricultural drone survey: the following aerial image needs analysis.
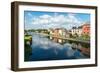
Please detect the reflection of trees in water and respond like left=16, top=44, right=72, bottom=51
left=47, top=36, right=90, bottom=48
left=46, top=35, right=90, bottom=57
left=25, top=32, right=90, bottom=61
left=27, top=32, right=90, bottom=50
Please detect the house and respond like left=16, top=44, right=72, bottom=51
left=71, top=23, right=90, bottom=37
left=49, top=28, right=70, bottom=38
left=82, top=24, right=90, bottom=36
left=71, top=26, right=82, bottom=37
left=49, top=28, right=70, bottom=44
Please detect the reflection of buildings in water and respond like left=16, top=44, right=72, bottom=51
left=49, top=36, right=52, bottom=40
left=48, top=28, right=70, bottom=44
left=71, top=43, right=90, bottom=57
left=48, top=35, right=90, bottom=57
left=50, top=37, right=66, bottom=44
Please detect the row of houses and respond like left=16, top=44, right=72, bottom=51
left=49, top=23, right=90, bottom=38
left=71, top=23, right=90, bottom=37
left=49, top=28, right=70, bottom=38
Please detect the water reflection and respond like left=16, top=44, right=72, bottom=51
left=25, top=32, right=90, bottom=61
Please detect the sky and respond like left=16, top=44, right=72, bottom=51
left=24, top=11, right=90, bottom=30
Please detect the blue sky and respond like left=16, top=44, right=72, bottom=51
left=24, top=11, right=90, bottom=30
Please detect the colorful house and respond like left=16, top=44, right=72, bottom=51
left=49, top=28, right=69, bottom=38
left=82, top=24, right=90, bottom=36
left=71, top=23, right=90, bottom=37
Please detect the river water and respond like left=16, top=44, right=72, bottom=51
left=25, top=32, right=90, bottom=61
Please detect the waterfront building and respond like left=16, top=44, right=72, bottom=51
left=49, top=28, right=70, bottom=38
left=82, top=24, right=90, bottom=36
left=71, top=23, right=90, bottom=37
left=71, top=26, right=82, bottom=37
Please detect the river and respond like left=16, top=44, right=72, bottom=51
left=25, top=32, right=90, bottom=61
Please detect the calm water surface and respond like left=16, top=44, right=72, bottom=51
left=25, top=32, right=89, bottom=61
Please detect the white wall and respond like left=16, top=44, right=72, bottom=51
left=0, top=0, right=99, bottom=73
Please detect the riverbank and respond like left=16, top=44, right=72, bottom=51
left=24, top=35, right=32, bottom=61
left=37, top=33, right=90, bottom=44
left=24, top=33, right=90, bottom=61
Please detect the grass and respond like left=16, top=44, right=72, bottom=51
left=24, top=35, right=32, bottom=61
left=24, top=35, right=32, bottom=40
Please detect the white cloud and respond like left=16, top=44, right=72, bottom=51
left=51, top=15, right=66, bottom=24
left=27, top=13, right=83, bottom=29
left=39, top=14, right=52, bottom=19
left=32, top=17, right=39, bottom=24
left=68, top=14, right=81, bottom=24
left=27, top=13, right=33, bottom=17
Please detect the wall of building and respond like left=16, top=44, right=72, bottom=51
left=82, top=24, right=90, bottom=36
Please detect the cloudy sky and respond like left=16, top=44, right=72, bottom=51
left=24, top=11, right=90, bottom=30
